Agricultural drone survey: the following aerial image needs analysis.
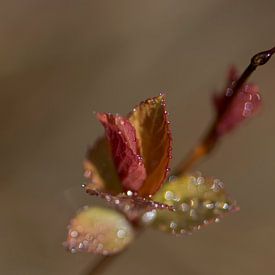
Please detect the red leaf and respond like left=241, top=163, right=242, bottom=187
left=97, top=113, right=146, bottom=192
left=213, top=66, right=262, bottom=136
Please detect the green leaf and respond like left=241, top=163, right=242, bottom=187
left=144, top=173, right=238, bottom=235
left=64, top=207, right=134, bottom=255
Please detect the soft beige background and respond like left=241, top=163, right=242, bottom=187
left=1, top=1, right=275, bottom=274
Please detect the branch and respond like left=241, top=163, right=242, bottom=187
left=174, top=46, right=275, bottom=175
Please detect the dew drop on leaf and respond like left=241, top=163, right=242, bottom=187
left=149, top=173, right=238, bottom=235
left=64, top=207, right=134, bottom=255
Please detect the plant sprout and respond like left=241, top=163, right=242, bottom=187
left=64, top=47, right=274, bottom=275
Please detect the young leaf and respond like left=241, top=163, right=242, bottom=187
left=145, top=173, right=238, bottom=235
left=213, top=67, right=262, bottom=137
left=97, top=113, right=147, bottom=192
left=64, top=207, right=134, bottom=255
left=84, top=137, right=122, bottom=193
left=128, top=95, right=172, bottom=197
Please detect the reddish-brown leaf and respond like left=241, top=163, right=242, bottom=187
left=128, top=95, right=172, bottom=197
left=213, top=66, right=262, bottom=136
left=97, top=113, right=146, bottom=192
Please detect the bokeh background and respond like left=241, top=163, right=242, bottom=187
left=1, top=1, right=275, bottom=274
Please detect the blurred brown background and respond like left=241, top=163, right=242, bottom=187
left=1, top=1, right=275, bottom=274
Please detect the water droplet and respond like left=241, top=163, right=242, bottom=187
left=132, top=108, right=137, bottom=112
left=226, top=88, right=233, bottom=96
left=222, top=202, right=229, bottom=210
left=173, top=195, right=180, bottom=202
left=96, top=243, right=104, bottom=251
left=164, top=190, right=174, bottom=201
left=180, top=229, right=186, bottom=234
left=71, top=248, right=77, bottom=253
left=70, top=230, right=79, bottom=238
left=142, top=210, right=156, bottom=223
left=105, top=195, right=111, bottom=202
left=81, top=184, right=86, bottom=188
left=83, top=240, right=89, bottom=247
left=168, top=175, right=177, bottom=182
left=204, top=201, right=214, bottom=209
left=127, top=190, right=133, bottom=196
left=197, top=176, right=205, bottom=185
left=84, top=170, right=92, bottom=178
left=211, top=179, right=224, bottom=192
left=190, top=199, right=198, bottom=208
left=170, top=221, right=177, bottom=229
left=243, top=102, right=254, bottom=117
left=137, top=155, right=142, bottom=160
left=117, top=229, right=126, bottom=239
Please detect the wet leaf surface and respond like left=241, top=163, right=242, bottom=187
left=97, top=113, right=146, bottom=192
left=64, top=207, right=134, bottom=255
left=213, top=66, right=262, bottom=136
left=146, top=173, right=238, bottom=235
left=129, top=95, right=172, bottom=196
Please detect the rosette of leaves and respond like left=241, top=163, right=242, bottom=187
left=64, top=95, right=238, bottom=255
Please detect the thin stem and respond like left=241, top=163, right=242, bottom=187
left=85, top=227, right=144, bottom=275
left=174, top=46, right=275, bottom=176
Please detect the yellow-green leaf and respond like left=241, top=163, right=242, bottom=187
left=64, top=207, right=134, bottom=255
left=144, top=173, right=238, bottom=235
